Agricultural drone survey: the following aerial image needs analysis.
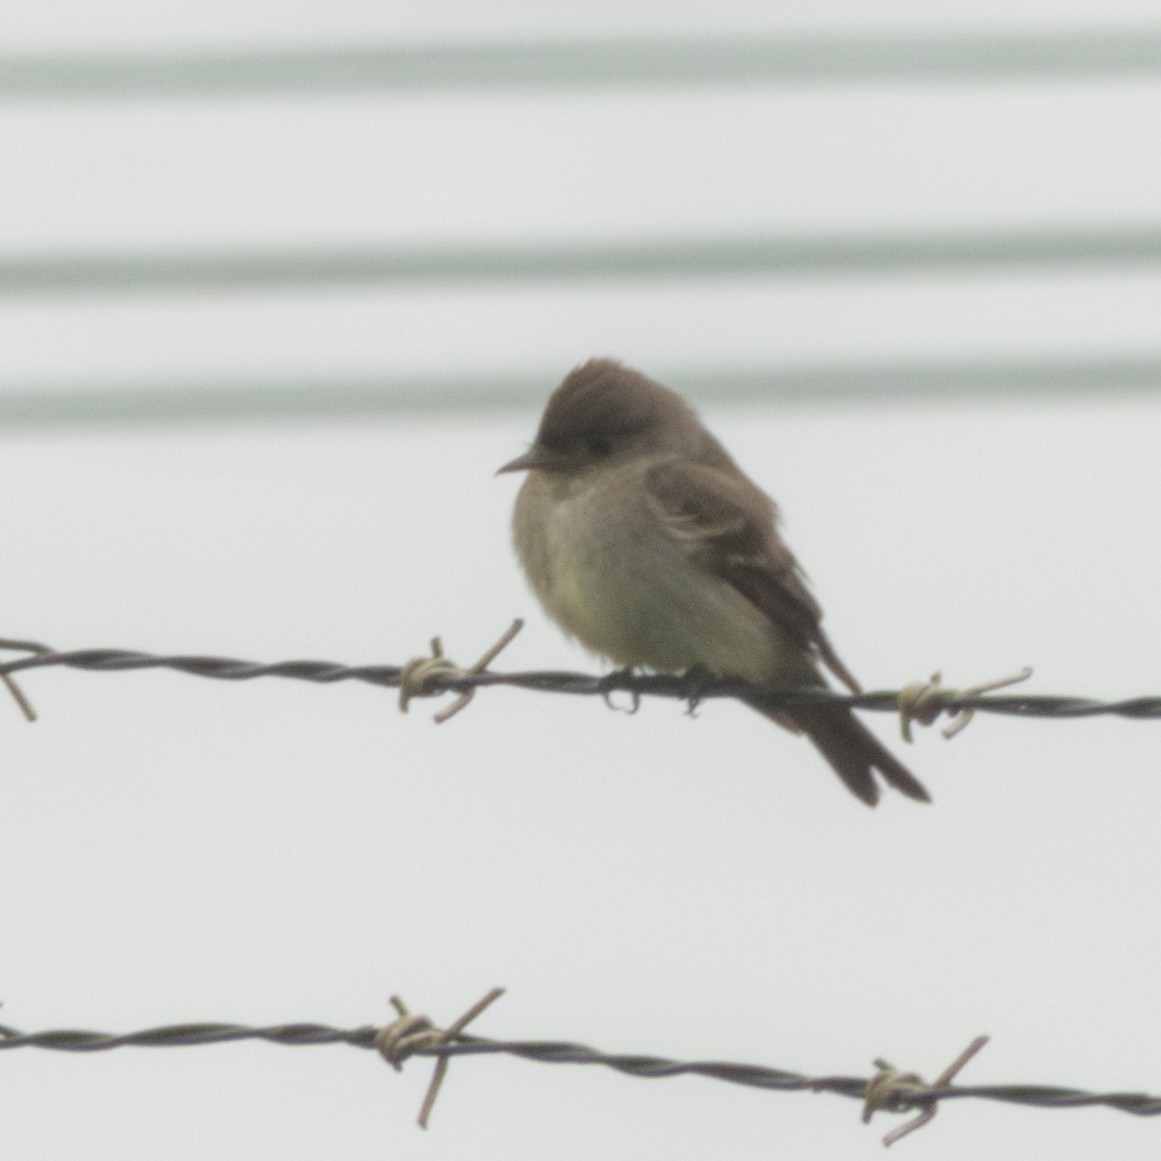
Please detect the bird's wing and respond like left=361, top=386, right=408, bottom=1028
left=644, top=458, right=862, bottom=693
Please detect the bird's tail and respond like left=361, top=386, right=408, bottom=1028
left=748, top=698, right=930, bottom=807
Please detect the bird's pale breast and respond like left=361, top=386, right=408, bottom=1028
left=513, top=459, right=803, bottom=683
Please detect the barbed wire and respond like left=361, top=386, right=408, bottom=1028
left=2, top=993, right=1159, bottom=1147
left=1, top=629, right=1159, bottom=730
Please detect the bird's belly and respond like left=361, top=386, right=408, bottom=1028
left=528, top=491, right=782, bottom=682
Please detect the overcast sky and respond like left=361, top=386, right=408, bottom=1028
left=2, top=5, right=1161, bottom=1160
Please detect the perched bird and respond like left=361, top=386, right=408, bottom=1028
left=498, top=358, right=928, bottom=807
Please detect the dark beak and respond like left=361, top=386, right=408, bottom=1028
left=496, top=443, right=568, bottom=474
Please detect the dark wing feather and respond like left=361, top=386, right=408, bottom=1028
left=644, top=458, right=928, bottom=806
left=644, top=458, right=862, bottom=693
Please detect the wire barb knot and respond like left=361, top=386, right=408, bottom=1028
left=397, top=620, right=524, bottom=723
left=374, top=989, right=506, bottom=1129
left=374, top=1008, right=443, bottom=1070
left=897, top=668, right=1034, bottom=742
left=397, top=637, right=459, bottom=713
left=864, top=1062, right=924, bottom=1118
left=863, top=1035, right=990, bottom=1147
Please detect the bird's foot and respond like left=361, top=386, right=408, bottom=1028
left=679, top=664, right=714, bottom=717
left=598, top=666, right=641, bottom=715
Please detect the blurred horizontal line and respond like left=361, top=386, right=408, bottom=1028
left=4, top=32, right=1161, bottom=99
left=8, top=227, right=1161, bottom=295
left=1, top=357, right=1158, bottom=427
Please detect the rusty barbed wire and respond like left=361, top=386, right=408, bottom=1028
left=2, top=1001, right=1160, bottom=1147
left=1, top=630, right=1160, bottom=725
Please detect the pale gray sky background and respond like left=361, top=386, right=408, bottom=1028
left=2, top=4, right=1161, bottom=1159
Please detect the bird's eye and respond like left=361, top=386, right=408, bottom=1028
left=586, top=434, right=614, bottom=457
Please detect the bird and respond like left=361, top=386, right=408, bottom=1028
left=498, top=358, right=929, bottom=807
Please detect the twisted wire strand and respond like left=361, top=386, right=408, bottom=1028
left=1, top=1020, right=1159, bottom=1118
left=1, top=639, right=1160, bottom=720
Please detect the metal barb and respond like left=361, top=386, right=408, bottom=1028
left=864, top=1035, right=990, bottom=1147
left=0, top=640, right=47, bottom=722
left=1, top=673, right=36, bottom=722
left=398, top=623, right=527, bottom=721
left=375, top=999, right=441, bottom=1070
left=398, top=637, right=457, bottom=713
left=898, top=668, right=1033, bottom=742
left=376, top=989, right=506, bottom=1128
left=432, top=620, right=524, bottom=724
